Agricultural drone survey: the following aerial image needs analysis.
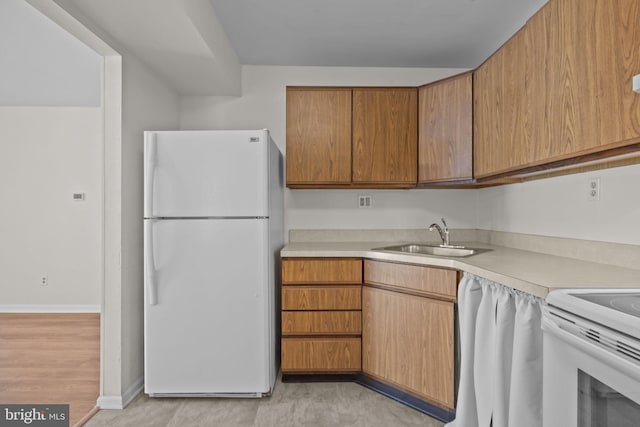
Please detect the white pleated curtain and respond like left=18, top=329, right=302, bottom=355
left=446, top=273, right=543, bottom=427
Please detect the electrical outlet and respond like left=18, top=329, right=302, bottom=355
left=40, top=275, right=48, bottom=287
left=358, top=194, right=373, bottom=209
left=588, top=177, right=600, bottom=201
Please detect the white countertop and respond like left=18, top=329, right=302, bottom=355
left=281, top=240, right=640, bottom=299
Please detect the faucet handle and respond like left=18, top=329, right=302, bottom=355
left=441, top=218, right=448, bottom=229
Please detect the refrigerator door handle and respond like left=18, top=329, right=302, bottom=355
left=144, top=132, right=157, bottom=218
left=144, top=220, right=158, bottom=305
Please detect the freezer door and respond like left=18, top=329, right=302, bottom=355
left=144, top=130, right=269, bottom=218
left=144, top=218, right=273, bottom=395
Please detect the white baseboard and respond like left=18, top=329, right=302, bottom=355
left=97, top=377, right=144, bottom=410
left=96, top=395, right=123, bottom=410
left=123, top=377, right=144, bottom=408
left=0, top=304, right=101, bottom=313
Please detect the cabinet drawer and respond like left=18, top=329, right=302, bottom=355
left=364, top=260, right=457, bottom=300
left=282, top=286, right=362, bottom=310
left=282, top=311, right=362, bottom=335
left=281, top=337, right=361, bottom=373
left=282, top=258, right=362, bottom=284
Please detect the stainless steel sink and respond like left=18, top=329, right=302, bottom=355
left=376, top=243, right=480, bottom=257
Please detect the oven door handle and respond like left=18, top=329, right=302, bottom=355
left=542, top=315, right=640, bottom=382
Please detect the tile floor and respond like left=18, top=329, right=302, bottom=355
left=85, top=379, right=445, bottom=427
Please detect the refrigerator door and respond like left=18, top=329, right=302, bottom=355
left=144, top=218, right=273, bottom=395
left=144, top=130, right=269, bottom=218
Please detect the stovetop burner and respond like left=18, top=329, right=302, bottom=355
left=575, top=293, right=640, bottom=319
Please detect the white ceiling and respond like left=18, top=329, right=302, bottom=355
left=46, top=0, right=548, bottom=95
left=51, top=0, right=242, bottom=95
left=209, top=0, right=548, bottom=68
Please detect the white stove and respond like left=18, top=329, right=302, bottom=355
left=547, top=289, right=640, bottom=341
left=542, top=289, right=640, bottom=427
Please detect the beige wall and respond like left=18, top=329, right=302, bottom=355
left=0, top=107, right=103, bottom=308
left=477, top=164, right=640, bottom=245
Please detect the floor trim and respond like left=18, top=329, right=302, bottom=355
left=96, top=395, right=124, bottom=410
left=97, top=377, right=144, bottom=410
left=0, top=304, right=101, bottom=313
left=123, top=377, right=144, bottom=408
left=356, top=375, right=456, bottom=423
left=74, top=406, right=99, bottom=427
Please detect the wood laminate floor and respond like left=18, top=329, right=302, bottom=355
left=86, top=378, right=445, bottom=427
left=0, top=313, right=100, bottom=426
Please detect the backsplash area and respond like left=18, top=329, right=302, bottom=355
left=477, top=163, right=640, bottom=246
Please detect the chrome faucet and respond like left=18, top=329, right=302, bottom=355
left=429, top=218, right=450, bottom=247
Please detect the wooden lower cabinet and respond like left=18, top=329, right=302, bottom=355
left=281, top=256, right=457, bottom=415
left=281, top=258, right=363, bottom=375
left=362, top=285, right=456, bottom=409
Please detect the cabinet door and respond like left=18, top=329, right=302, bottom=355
left=526, top=2, right=554, bottom=166
left=352, top=88, right=418, bottom=186
left=418, top=73, right=473, bottom=183
left=362, top=286, right=455, bottom=409
left=502, top=29, right=531, bottom=171
left=547, top=0, right=640, bottom=158
left=473, top=50, right=504, bottom=178
left=286, top=88, right=352, bottom=186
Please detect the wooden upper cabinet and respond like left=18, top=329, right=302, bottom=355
left=286, top=87, right=352, bottom=186
left=474, top=50, right=504, bottom=178
left=502, top=29, right=531, bottom=171
left=352, top=88, right=418, bottom=186
left=418, top=73, right=473, bottom=183
left=548, top=0, right=640, bottom=155
left=526, top=2, right=554, bottom=166
left=474, top=0, right=640, bottom=179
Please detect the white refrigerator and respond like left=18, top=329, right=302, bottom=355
left=143, top=129, right=283, bottom=397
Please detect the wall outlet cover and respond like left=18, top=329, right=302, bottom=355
left=358, top=194, right=373, bottom=208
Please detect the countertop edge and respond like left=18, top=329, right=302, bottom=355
left=281, top=242, right=640, bottom=300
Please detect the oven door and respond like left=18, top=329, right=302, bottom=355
left=542, top=307, right=640, bottom=427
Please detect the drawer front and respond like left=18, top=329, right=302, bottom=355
left=281, top=337, right=362, bottom=372
left=364, top=260, right=457, bottom=300
left=282, top=258, right=362, bottom=284
left=282, top=311, right=362, bottom=335
left=282, top=286, right=362, bottom=310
